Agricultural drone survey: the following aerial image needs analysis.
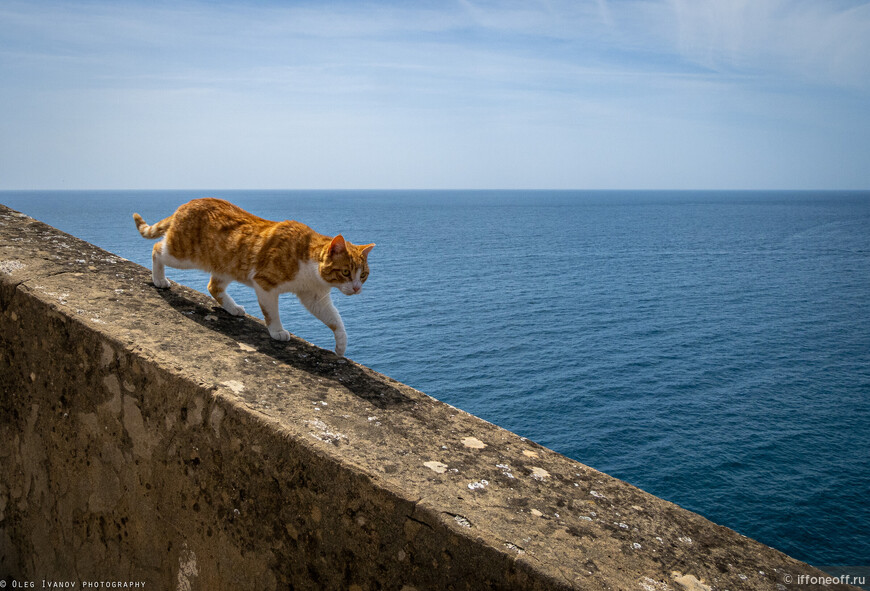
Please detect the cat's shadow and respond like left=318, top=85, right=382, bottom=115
left=154, top=284, right=410, bottom=409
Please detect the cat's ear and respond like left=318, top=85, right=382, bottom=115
left=328, top=234, right=347, bottom=256
left=361, top=244, right=375, bottom=259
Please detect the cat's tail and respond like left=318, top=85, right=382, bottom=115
left=133, top=213, right=172, bottom=239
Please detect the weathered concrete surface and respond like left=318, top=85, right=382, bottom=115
left=0, top=203, right=858, bottom=591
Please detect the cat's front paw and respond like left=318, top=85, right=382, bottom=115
left=269, top=328, right=291, bottom=341
left=334, top=331, right=347, bottom=357
left=152, top=278, right=171, bottom=289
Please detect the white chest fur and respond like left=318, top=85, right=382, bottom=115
left=274, top=260, right=330, bottom=295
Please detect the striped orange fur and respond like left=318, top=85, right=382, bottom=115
left=133, top=198, right=374, bottom=357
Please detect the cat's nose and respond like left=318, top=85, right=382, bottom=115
left=352, top=285, right=361, bottom=294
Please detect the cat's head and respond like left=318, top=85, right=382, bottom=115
left=320, top=235, right=375, bottom=295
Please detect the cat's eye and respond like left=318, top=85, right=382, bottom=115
left=341, top=270, right=351, bottom=277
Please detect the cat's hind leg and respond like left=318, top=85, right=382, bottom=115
left=151, top=241, right=171, bottom=289
left=208, top=275, right=246, bottom=316
left=254, top=287, right=290, bottom=341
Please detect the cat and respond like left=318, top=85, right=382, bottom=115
left=133, top=198, right=374, bottom=357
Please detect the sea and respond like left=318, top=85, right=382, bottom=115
left=2, top=190, right=868, bottom=572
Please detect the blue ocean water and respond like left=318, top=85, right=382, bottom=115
left=2, top=190, right=868, bottom=569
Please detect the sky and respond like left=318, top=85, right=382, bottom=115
left=1, top=0, right=869, bottom=190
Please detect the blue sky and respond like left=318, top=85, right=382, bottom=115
left=1, top=0, right=869, bottom=190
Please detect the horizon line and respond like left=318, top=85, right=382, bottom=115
left=2, top=187, right=869, bottom=193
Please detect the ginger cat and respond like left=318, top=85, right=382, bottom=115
left=133, top=198, right=374, bottom=357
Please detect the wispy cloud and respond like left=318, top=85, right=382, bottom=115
left=7, top=0, right=866, bottom=96
left=1, top=0, right=868, bottom=189
left=665, top=0, right=870, bottom=87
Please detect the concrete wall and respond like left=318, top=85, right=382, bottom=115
left=0, top=203, right=857, bottom=590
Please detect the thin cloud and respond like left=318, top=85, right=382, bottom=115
left=0, top=0, right=868, bottom=189
left=666, top=0, right=870, bottom=87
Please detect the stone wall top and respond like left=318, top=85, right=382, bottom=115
left=0, top=203, right=856, bottom=590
